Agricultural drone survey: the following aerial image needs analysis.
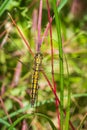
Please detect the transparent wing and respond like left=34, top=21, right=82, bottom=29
left=0, top=19, right=87, bottom=92
left=0, top=28, right=86, bottom=80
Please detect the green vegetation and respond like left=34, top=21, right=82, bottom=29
left=0, top=0, right=87, bottom=130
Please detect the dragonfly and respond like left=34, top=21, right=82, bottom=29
left=0, top=15, right=87, bottom=108
left=0, top=35, right=85, bottom=104
left=31, top=52, right=43, bottom=106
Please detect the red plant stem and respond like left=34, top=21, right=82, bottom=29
left=41, top=70, right=75, bottom=130
left=47, top=1, right=60, bottom=129
left=46, top=0, right=55, bottom=91
left=46, top=0, right=60, bottom=130
left=0, top=30, right=7, bottom=38
left=0, top=97, right=12, bottom=124
left=37, top=0, right=43, bottom=52
left=42, top=70, right=60, bottom=103
left=8, top=13, right=34, bottom=56
left=0, top=84, right=5, bottom=96
left=0, top=33, right=9, bottom=48
left=55, top=98, right=60, bottom=130
left=41, top=0, right=60, bottom=44
left=22, top=119, right=27, bottom=130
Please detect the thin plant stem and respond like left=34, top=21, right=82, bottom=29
left=22, top=119, right=27, bottom=130
left=8, top=13, right=34, bottom=56
left=0, top=97, right=12, bottom=124
left=37, top=0, right=43, bottom=52
left=0, top=32, right=9, bottom=48
left=64, top=54, right=71, bottom=130
left=52, top=1, right=64, bottom=129
left=0, top=29, right=7, bottom=38
left=42, top=70, right=75, bottom=130
left=46, top=0, right=60, bottom=129
left=77, top=113, right=87, bottom=130
left=46, top=0, right=55, bottom=88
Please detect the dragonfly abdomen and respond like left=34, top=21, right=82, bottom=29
left=31, top=52, right=43, bottom=106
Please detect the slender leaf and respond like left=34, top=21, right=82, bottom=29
left=8, top=113, right=57, bottom=130
left=58, top=0, right=68, bottom=12
left=52, top=0, right=64, bottom=129
left=0, top=118, right=10, bottom=127
left=0, top=0, right=12, bottom=16
left=64, top=55, right=71, bottom=130
left=3, top=105, right=30, bottom=120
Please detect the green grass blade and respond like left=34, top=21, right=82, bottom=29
left=0, top=118, right=10, bottom=127
left=72, top=93, right=87, bottom=98
left=52, top=0, right=64, bottom=129
left=64, top=55, right=71, bottom=130
left=0, top=0, right=12, bottom=16
left=77, top=113, right=87, bottom=130
left=0, top=118, right=16, bottom=130
left=8, top=113, right=57, bottom=130
left=58, top=0, right=68, bottom=12
left=8, top=113, right=33, bottom=130
left=2, top=105, right=30, bottom=120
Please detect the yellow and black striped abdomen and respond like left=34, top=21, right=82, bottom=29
left=31, top=52, right=43, bottom=106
